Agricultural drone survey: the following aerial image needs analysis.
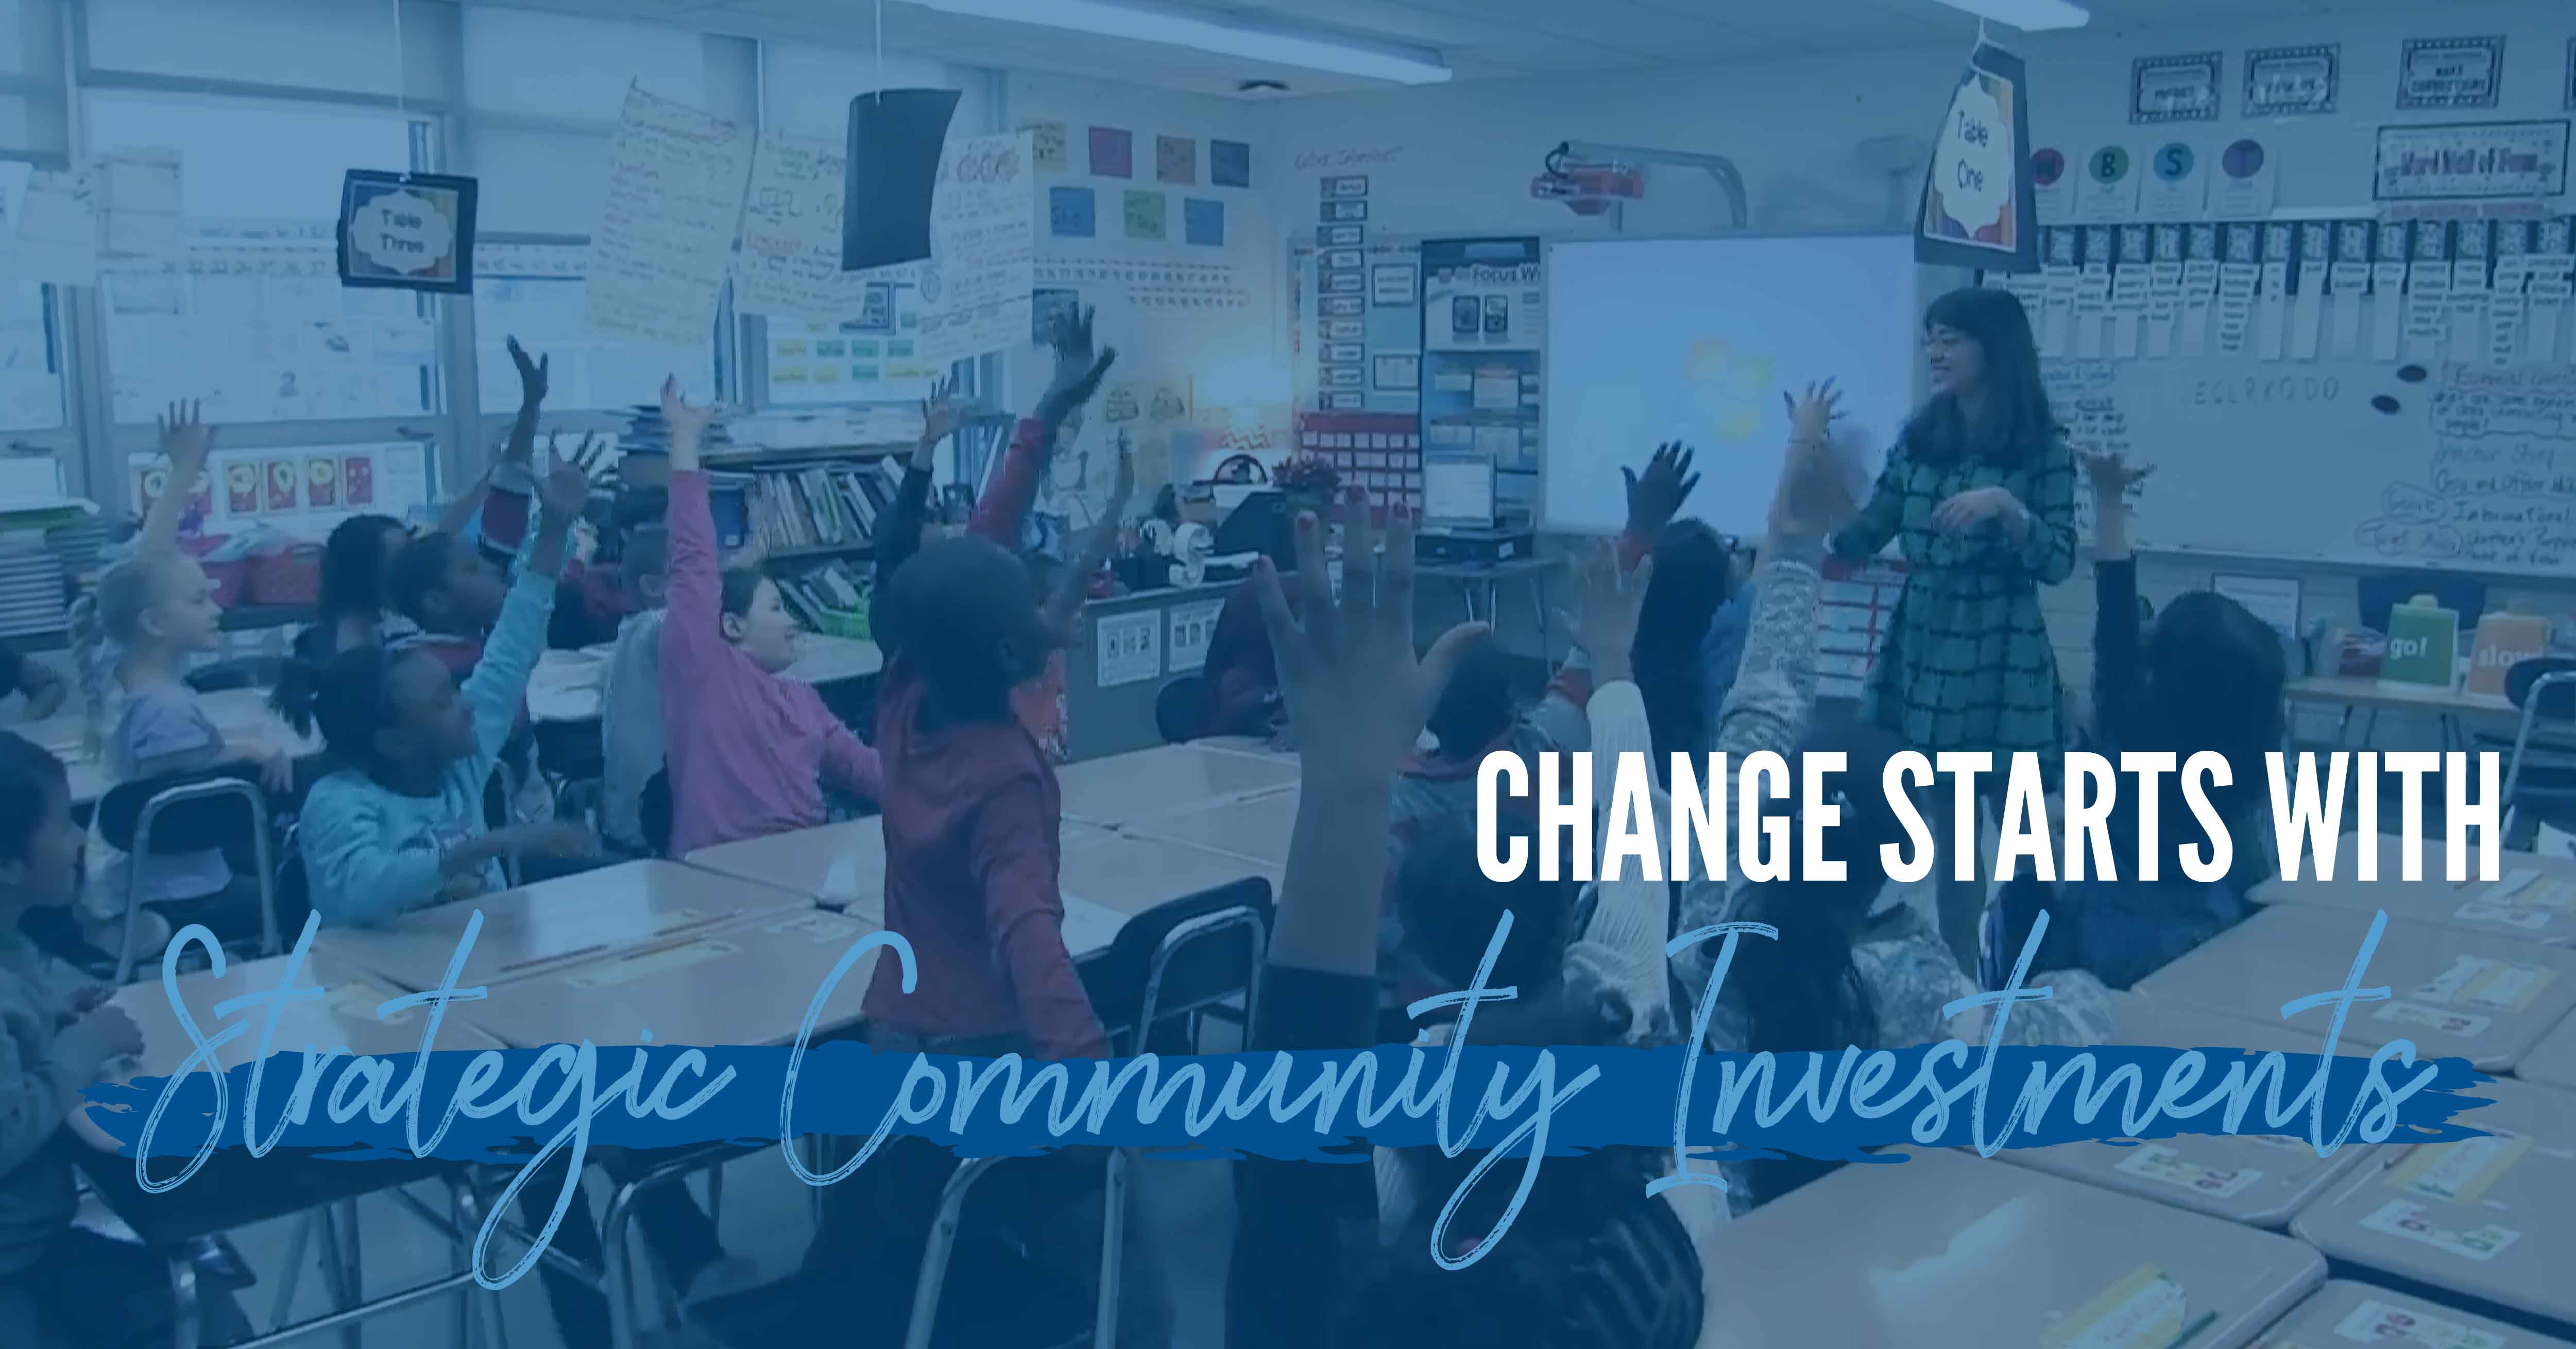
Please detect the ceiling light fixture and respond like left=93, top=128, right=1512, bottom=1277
left=903, top=0, right=1453, bottom=85
left=1921, top=0, right=2090, bottom=32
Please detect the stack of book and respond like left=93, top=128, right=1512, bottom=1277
left=747, top=458, right=908, bottom=554
left=620, top=404, right=733, bottom=459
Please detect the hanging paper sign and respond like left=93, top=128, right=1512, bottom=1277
left=843, top=88, right=963, bottom=272
left=2077, top=144, right=2140, bottom=222
left=1917, top=41, right=2036, bottom=272
left=2373, top=121, right=2570, bottom=201
left=2131, top=53, right=2222, bottom=124
left=336, top=170, right=476, bottom=294
left=2398, top=36, right=2505, bottom=111
left=2246, top=45, right=2339, bottom=117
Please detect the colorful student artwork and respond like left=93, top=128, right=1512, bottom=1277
left=1211, top=139, right=1252, bottom=188
left=1124, top=189, right=1168, bottom=241
left=1157, top=134, right=1197, bottom=185
left=336, top=170, right=476, bottom=294
left=1089, top=125, right=1135, bottom=179
left=1049, top=185, right=1098, bottom=238
left=1184, top=197, right=1223, bottom=247
left=1918, top=41, right=2035, bottom=271
left=1025, top=120, right=1069, bottom=173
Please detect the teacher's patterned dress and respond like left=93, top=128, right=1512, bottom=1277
left=1829, top=435, right=2078, bottom=772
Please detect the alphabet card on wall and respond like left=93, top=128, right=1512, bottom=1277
left=337, top=170, right=476, bottom=294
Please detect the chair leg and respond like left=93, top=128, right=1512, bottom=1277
left=1096, top=1149, right=1128, bottom=1349
left=268, top=1209, right=319, bottom=1332
left=453, top=1176, right=514, bottom=1349
left=168, top=1253, right=201, bottom=1349
left=905, top=1157, right=1006, bottom=1349
left=335, top=1198, right=366, bottom=1349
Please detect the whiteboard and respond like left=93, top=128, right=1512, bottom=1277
left=1543, top=234, right=1924, bottom=537
left=2051, top=356, right=2576, bottom=577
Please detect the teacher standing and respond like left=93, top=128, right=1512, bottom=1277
left=1830, top=287, right=2075, bottom=954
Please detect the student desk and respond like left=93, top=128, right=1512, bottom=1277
left=79, top=953, right=495, bottom=1348
left=2251, top=832, right=2576, bottom=946
left=2522, top=1011, right=2576, bottom=1092
left=18, top=685, right=284, bottom=758
left=1121, top=785, right=1300, bottom=869
left=2136, top=906, right=2576, bottom=1074
left=1060, top=830, right=1280, bottom=923
left=681, top=816, right=1115, bottom=920
left=457, top=906, right=886, bottom=1050
left=2290, top=1075, right=2576, bottom=1328
left=1053, top=743, right=1299, bottom=829
left=1992, top=994, right=2382, bottom=1229
left=1691, top=1147, right=2324, bottom=1349
left=325, top=859, right=809, bottom=993
left=2259, top=1279, right=2575, bottom=1349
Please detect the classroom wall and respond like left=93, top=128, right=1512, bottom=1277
left=1272, top=0, right=2576, bottom=742
left=1000, top=70, right=1289, bottom=536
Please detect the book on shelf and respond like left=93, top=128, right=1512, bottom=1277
left=745, top=457, right=916, bottom=553
left=772, top=558, right=871, bottom=626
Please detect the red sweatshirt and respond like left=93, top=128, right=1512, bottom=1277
left=863, top=658, right=1107, bottom=1059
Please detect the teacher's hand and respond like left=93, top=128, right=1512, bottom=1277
left=1931, top=485, right=2027, bottom=537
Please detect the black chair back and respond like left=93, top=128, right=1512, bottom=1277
left=642, top=768, right=673, bottom=857
left=1152, top=676, right=1206, bottom=745
left=1078, top=875, right=1271, bottom=1053
left=2506, top=656, right=2576, bottom=720
left=184, top=656, right=274, bottom=694
left=96, top=766, right=267, bottom=854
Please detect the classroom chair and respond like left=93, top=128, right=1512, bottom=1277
left=1152, top=674, right=1206, bottom=745
left=93, top=767, right=280, bottom=983
left=181, top=655, right=274, bottom=694
left=908, top=876, right=1273, bottom=1349
left=2485, top=656, right=2576, bottom=846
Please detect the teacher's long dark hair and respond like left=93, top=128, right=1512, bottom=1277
left=1899, top=286, right=2057, bottom=469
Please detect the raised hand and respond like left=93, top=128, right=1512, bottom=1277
left=1046, top=305, right=1098, bottom=396
left=157, top=400, right=213, bottom=471
left=1621, top=441, right=1699, bottom=540
left=1108, top=438, right=1137, bottom=514
left=914, top=373, right=967, bottom=469
left=2079, top=450, right=2153, bottom=498
left=1785, top=378, right=1843, bottom=445
left=1557, top=538, right=1651, bottom=681
left=1770, top=410, right=1864, bottom=539
left=536, top=442, right=592, bottom=522
left=1037, top=346, right=1116, bottom=434
left=507, top=336, right=550, bottom=408
left=1251, top=486, right=1484, bottom=787
left=660, top=376, right=721, bottom=468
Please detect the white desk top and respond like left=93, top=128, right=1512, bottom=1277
left=682, top=815, right=1112, bottom=922
left=19, top=685, right=284, bottom=758
left=322, top=859, right=809, bottom=992
left=1691, top=1148, right=2323, bottom=1349
left=2252, top=834, right=2576, bottom=946
left=2261, top=1279, right=2576, bottom=1349
left=457, top=906, right=887, bottom=1050
left=1992, top=994, right=2384, bottom=1229
left=108, top=947, right=507, bottom=1078
left=2290, top=1075, right=2576, bottom=1326
left=2285, top=674, right=2518, bottom=718
left=2522, top=1010, right=2576, bottom=1093
left=527, top=632, right=882, bottom=723
left=1121, top=787, right=1299, bottom=869
left=1055, top=743, right=1299, bottom=829
left=1059, top=830, right=1276, bottom=920
left=2136, top=906, right=2576, bottom=1074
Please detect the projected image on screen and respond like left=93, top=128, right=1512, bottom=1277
left=1544, top=235, right=1924, bottom=536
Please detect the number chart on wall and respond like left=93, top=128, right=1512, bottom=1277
left=1994, top=216, right=2576, bottom=576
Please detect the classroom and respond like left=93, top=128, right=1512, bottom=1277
left=4, top=0, right=2576, bottom=1345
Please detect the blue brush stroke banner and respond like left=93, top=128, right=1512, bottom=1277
left=83, top=1038, right=2491, bottom=1169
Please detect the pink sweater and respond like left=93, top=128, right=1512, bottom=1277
left=661, top=470, right=882, bottom=855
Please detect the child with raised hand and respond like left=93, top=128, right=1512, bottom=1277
left=657, top=378, right=881, bottom=855
left=2038, top=450, right=2283, bottom=988
left=0, top=731, right=254, bottom=1348
left=286, top=451, right=600, bottom=926
left=71, top=403, right=293, bottom=962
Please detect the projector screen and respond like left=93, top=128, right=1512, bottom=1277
left=1543, top=235, right=1925, bottom=537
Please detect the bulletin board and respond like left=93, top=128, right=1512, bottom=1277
left=129, top=441, right=434, bottom=543
left=1996, top=215, right=2576, bottom=576
left=1025, top=116, right=1283, bottom=530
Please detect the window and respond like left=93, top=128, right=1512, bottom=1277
left=86, top=92, right=440, bottom=424
left=0, top=280, right=63, bottom=432
left=472, top=240, right=721, bottom=411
